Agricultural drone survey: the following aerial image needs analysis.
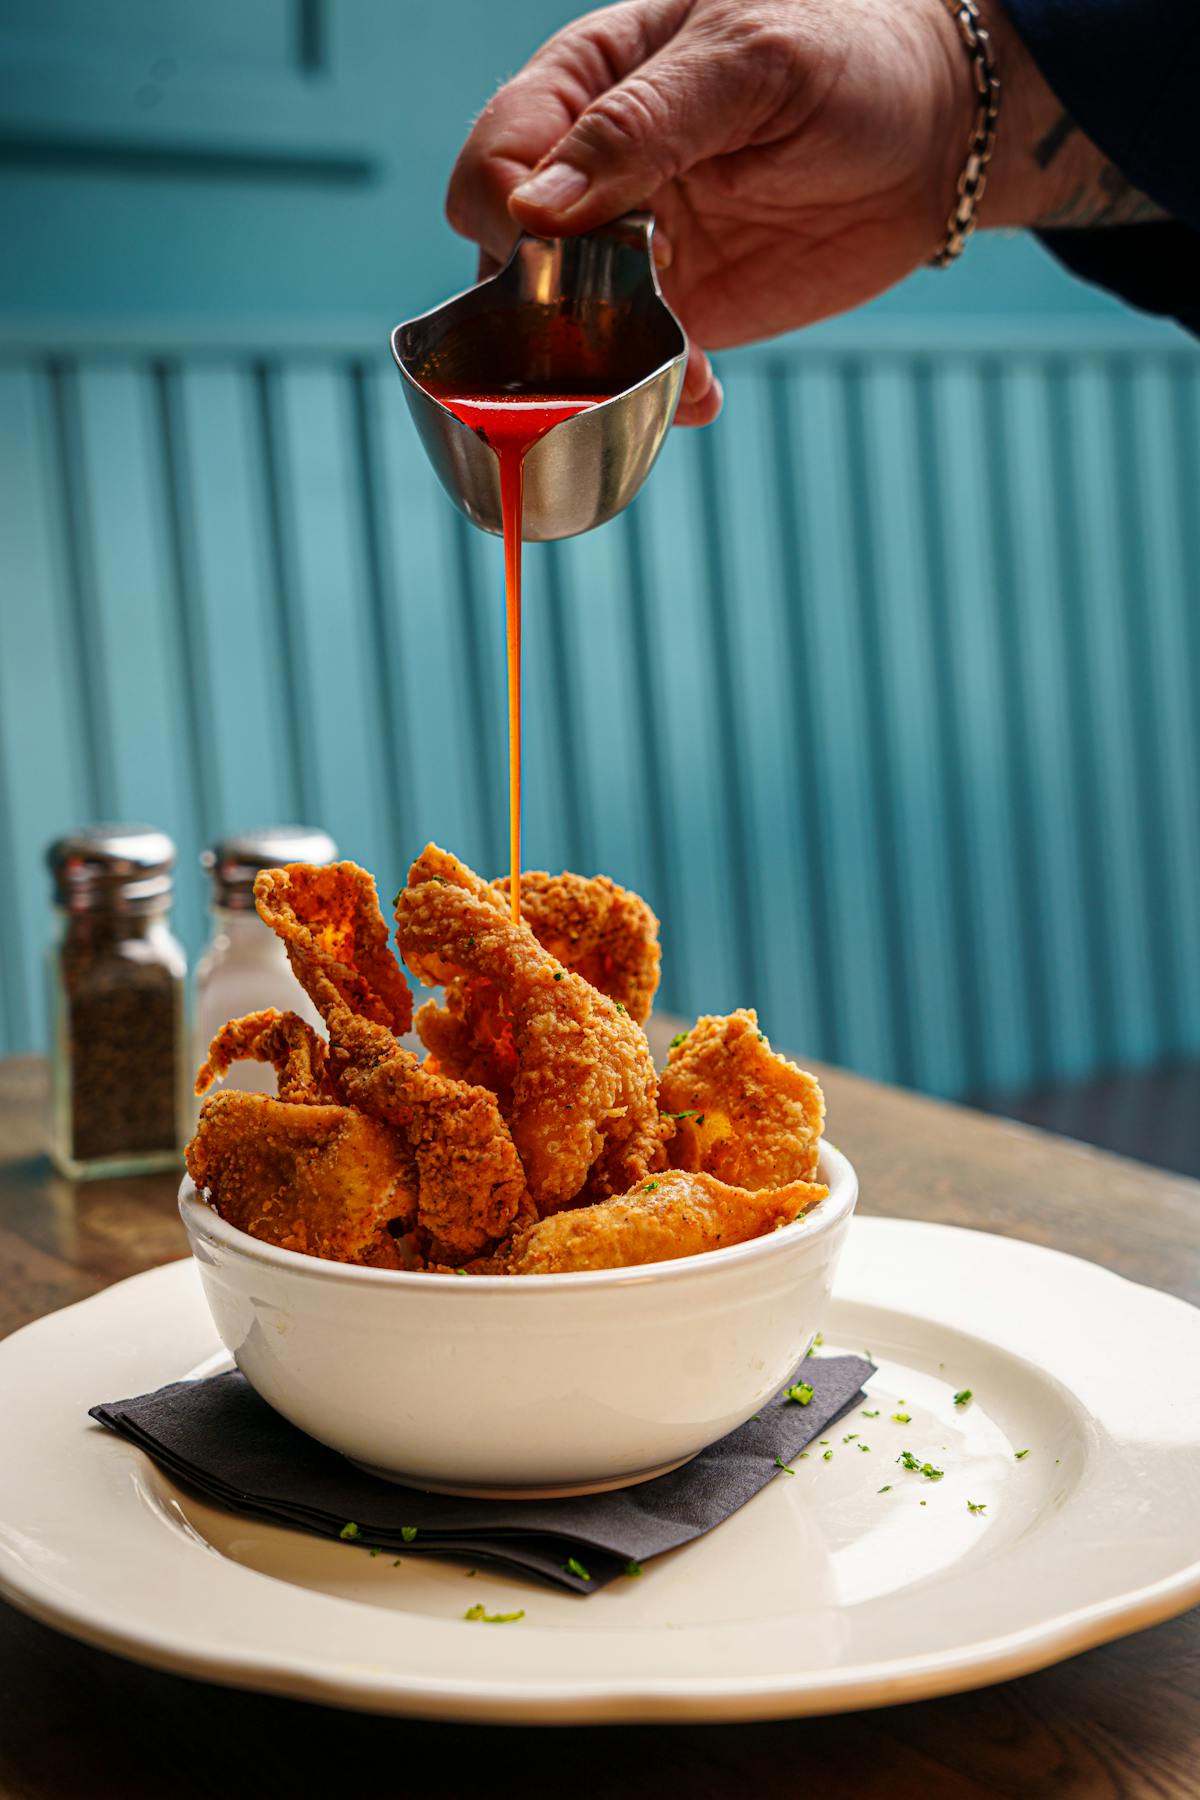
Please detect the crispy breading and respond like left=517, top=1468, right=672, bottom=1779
left=659, top=1009, right=825, bottom=1188
left=327, top=1006, right=532, bottom=1265
left=254, top=861, right=412, bottom=1034
left=186, top=1091, right=418, bottom=1268
left=396, top=844, right=665, bottom=1212
left=490, top=870, right=661, bottom=1023
left=194, top=1008, right=335, bottom=1103
left=251, top=859, right=528, bottom=1263
left=507, top=1169, right=827, bottom=1273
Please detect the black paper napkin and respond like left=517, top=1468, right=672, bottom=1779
left=90, top=1354, right=874, bottom=1593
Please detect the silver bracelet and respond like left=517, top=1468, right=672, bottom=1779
left=931, top=0, right=1001, bottom=266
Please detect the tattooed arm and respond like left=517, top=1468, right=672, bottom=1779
left=975, top=2, right=1169, bottom=232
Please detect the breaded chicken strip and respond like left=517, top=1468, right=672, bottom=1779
left=252, top=861, right=529, bottom=1265
left=254, top=861, right=412, bottom=1034
left=327, top=1007, right=532, bottom=1265
left=186, top=1091, right=418, bottom=1269
left=507, top=1169, right=827, bottom=1273
left=491, top=870, right=661, bottom=1023
left=659, top=1009, right=825, bottom=1188
left=195, top=1008, right=335, bottom=1103
left=396, top=845, right=665, bottom=1212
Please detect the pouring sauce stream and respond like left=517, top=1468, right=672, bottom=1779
left=424, top=387, right=611, bottom=923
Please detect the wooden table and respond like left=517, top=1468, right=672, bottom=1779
left=2, top=1045, right=1197, bottom=1799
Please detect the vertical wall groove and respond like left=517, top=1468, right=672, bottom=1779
left=252, top=360, right=310, bottom=821
left=619, top=500, right=676, bottom=992
left=767, top=367, right=838, bottom=1064
left=46, top=360, right=112, bottom=819
left=695, top=428, right=761, bottom=1006
left=914, top=362, right=982, bottom=1094
left=842, top=360, right=909, bottom=1084
left=155, top=361, right=218, bottom=847
left=542, top=542, right=591, bottom=875
left=349, top=362, right=410, bottom=874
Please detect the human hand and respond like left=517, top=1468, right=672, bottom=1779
left=446, top=0, right=1133, bottom=426
left=447, top=0, right=983, bottom=424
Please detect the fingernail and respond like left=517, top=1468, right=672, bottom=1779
left=652, top=231, right=673, bottom=271
left=512, top=160, right=589, bottom=211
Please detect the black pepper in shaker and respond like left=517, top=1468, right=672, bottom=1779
left=46, top=825, right=188, bottom=1179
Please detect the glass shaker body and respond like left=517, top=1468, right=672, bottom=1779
left=195, top=907, right=325, bottom=1093
left=47, top=828, right=188, bottom=1180
left=195, top=828, right=337, bottom=1095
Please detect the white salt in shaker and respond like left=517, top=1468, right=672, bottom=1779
left=195, top=828, right=336, bottom=1094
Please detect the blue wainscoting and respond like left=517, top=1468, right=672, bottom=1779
left=2, top=319, right=1198, bottom=1099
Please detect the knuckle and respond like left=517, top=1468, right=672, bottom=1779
left=576, top=78, right=670, bottom=165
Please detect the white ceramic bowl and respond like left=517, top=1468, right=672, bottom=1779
left=179, top=1145, right=857, bottom=1497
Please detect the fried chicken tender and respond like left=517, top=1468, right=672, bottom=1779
left=396, top=845, right=665, bottom=1212
left=326, top=1007, right=532, bottom=1265
left=659, top=1009, right=825, bottom=1188
left=254, top=861, right=412, bottom=1034
left=195, top=1008, right=334, bottom=1103
left=490, top=870, right=661, bottom=1023
left=507, top=1169, right=827, bottom=1273
left=186, top=1091, right=418, bottom=1268
left=249, top=859, right=529, bottom=1265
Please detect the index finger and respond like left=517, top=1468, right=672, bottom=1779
left=445, top=0, right=688, bottom=263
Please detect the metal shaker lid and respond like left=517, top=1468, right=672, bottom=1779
left=47, top=824, right=176, bottom=912
left=201, top=826, right=338, bottom=911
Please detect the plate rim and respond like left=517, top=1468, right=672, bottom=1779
left=3, top=1217, right=1198, bottom=1723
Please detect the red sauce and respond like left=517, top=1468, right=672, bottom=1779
left=426, top=388, right=610, bottom=923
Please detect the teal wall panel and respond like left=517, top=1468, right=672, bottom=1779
left=2, top=330, right=1199, bottom=1099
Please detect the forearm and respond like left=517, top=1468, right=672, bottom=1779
left=971, top=0, right=1167, bottom=230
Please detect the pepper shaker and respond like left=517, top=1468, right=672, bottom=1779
left=195, top=827, right=336, bottom=1093
left=46, top=826, right=188, bottom=1179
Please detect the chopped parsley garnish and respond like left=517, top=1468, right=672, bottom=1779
left=757, top=1031, right=766, bottom=1042
left=464, top=1605, right=524, bottom=1623
left=553, top=971, right=563, bottom=981
left=878, top=1485, right=892, bottom=1494
left=891, top=1413, right=912, bottom=1424
left=843, top=1433, right=859, bottom=1442
left=967, top=1501, right=987, bottom=1514
left=432, top=874, right=448, bottom=885
left=339, top=1522, right=361, bottom=1541
left=392, top=890, right=403, bottom=909
left=564, top=1556, right=592, bottom=1581
left=392, top=1559, right=403, bottom=1567
left=862, top=1409, right=879, bottom=1418
left=774, top=1456, right=795, bottom=1476
left=615, top=1001, right=626, bottom=1013
left=784, top=1382, right=814, bottom=1407
left=797, top=1452, right=809, bottom=1460
left=624, top=1561, right=643, bottom=1578
left=668, top=1032, right=689, bottom=1050
left=953, top=1389, right=973, bottom=1407
left=642, top=1179, right=660, bottom=1193
left=455, top=1268, right=467, bottom=1276
left=806, top=1331, right=824, bottom=1358
left=467, top=935, right=475, bottom=948
left=822, top=1449, right=833, bottom=1461
left=896, top=1451, right=944, bottom=1480
left=369, top=1547, right=380, bottom=1557
left=858, top=1443, right=871, bottom=1452
left=749, top=1413, right=761, bottom=1422
left=664, top=1109, right=698, bottom=1120
left=466, top=1569, right=477, bottom=1577
left=401, top=1525, right=418, bottom=1543
left=1014, top=1448, right=1030, bottom=1460
left=696, top=1113, right=706, bottom=1125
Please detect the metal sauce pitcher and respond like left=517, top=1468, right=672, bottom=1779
left=391, top=214, right=686, bottom=542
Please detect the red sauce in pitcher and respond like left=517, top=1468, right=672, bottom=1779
left=425, top=385, right=610, bottom=923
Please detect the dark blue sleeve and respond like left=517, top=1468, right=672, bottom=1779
left=1002, top=0, right=1200, bottom=332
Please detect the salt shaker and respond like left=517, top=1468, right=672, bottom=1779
left=46, top=826, right=188, bottom=1179
left=195, top=827, right=336, bottom=1093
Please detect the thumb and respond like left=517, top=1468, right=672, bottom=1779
left=508, top=39, right=759, bottom=234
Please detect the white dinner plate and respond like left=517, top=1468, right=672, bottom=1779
left=2, top=1217, right=1198, bottom=1723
